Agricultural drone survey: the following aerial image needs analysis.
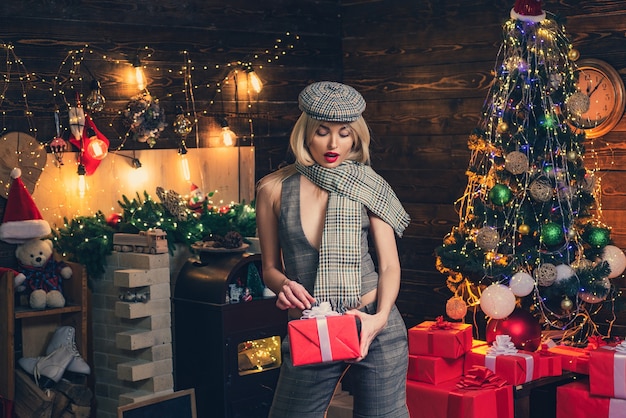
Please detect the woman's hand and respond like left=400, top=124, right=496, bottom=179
left=345, top=309, right=388, bottom=361
left=275, top=279, right=316, bottom=311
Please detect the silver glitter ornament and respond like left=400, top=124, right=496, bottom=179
left=529, top=178, right=553, bottom=202
left=535, top=263, right=558, bottom=287
left=505, top=151, right=529, bottom=175
left=475, top=226, right=500, bottom=251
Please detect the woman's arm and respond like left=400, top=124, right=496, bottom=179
left=256, top=178, right=315, bottom=311
left=348, top=213, right=402, bottom=360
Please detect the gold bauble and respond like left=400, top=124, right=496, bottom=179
left=561, top=296, right=573, bottom=312
left=496, top=122, right=509, bottom=134
left=568, top=48, right=580, bottom=61
left=566, top=151, right=578, bottom=161
left=518, top=224, right=531, bottom=235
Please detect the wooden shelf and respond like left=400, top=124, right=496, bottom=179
left=0, top=260, right=89, bottom=403
left=15, top=304, right=82, bottom=319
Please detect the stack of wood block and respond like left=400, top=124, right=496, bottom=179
left=113, top=252, right=174, bottom=406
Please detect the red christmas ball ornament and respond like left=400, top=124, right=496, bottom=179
left=106, top=212, right=123, bottom=228
left=486, top=307, right=542, bottom=352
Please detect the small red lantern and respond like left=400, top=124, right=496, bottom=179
left=86, top=137, right=108, bottom=160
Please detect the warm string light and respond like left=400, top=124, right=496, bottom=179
left=435, top=14, right=624, bottom=340
left=2, top=32, right=300, bottom=147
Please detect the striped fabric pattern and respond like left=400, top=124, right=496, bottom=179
left=296, top=161, right=410, bottom=312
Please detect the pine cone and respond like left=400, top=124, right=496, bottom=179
left=220, top=231, right=243, bottom=249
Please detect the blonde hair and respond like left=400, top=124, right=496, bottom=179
left=290, top=113, right=371, bottom=166
left=257, top=112, right=372, bottom=193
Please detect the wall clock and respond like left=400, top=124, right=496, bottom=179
left=567, top=58, right=626, bottom=138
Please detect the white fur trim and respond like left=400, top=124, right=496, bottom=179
left=510, top=8, right=546, bottom=22
left=0, top=219, right=51, bottom=244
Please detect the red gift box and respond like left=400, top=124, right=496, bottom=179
left=408, top=319, right=472, bottom=359
left=537, top=351, right=562, bottom=377
left=589, top=345, right=626, bottom=399
left=464, top=342, right=544, bottom=385
left=406, top=375, right=513, bottom=418
left=557, top=379, right=626, bottom=418
left=547, top=345, right=590, bottom=374
left=288, top=314, right=360, bottom=366
left=407, top=354, right=464, bottom=385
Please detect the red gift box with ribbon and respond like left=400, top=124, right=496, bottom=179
left=408, top=316, right=473, bottom=359
left=407, top=354, right=464, bottom=385
left=288, top=302, right=360, bottom=366
left=406, top=366, right=513, bottom=418
left=589, top=343, right=626, bottom=399
left=547, top=345, right=590, bottom=374
left=464, top=335, right=545, bottom=385
left=557, top=379, right=626, bottom=418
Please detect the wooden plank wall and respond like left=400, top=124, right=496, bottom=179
left=341, top=0, right=626, bottom=331
left=3, top=0, right=626, bottom=336
left=0, top=0, right=343, bottom=178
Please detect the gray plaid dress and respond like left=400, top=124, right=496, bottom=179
left=269, top=173, right=409, bottom=418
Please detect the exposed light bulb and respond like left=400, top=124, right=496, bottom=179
left=178, top=142, right=191, bottom=181
left=77, top=164, right=86, bottom=198
left=133, top=55, right=146, bottom=91
left=219, top=117, right=237, bottom=147
left=247, top=69, right=263, bottom=93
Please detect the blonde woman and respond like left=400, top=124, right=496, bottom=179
left=257, top=81, right=410, bottom=418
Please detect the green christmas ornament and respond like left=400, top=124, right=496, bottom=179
left=586, top=227, right=610, bottom=248
left=489, top=184, right=512, bottom=206
left=541, top=222, right=564, bottom=246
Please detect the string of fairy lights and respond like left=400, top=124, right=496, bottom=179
left=435, top=12, right=624, bottom=344
left=1, top=31, right=299, bottom=146
left=0, top=33, right=299, bottom=220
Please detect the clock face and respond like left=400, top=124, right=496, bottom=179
left=571, top=67, right=615, bottom=128
left=568, top=59, right=626, bottom=138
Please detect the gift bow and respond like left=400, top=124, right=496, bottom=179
left=457, top=365, right=508, bottom=390
left=429, top=315, right=453, bottom=330
left=486, top=335, right=518, bottom=356
left=301, top=301, right=341, bottom=319
left=586, top=335, right=608, bottom=351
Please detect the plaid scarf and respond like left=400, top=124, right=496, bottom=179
left=296, top=161, right=410, bottom=312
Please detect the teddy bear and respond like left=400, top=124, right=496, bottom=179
left=14, top=238, right=72, bottom=310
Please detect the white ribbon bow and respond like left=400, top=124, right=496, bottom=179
left=486, top=335, right=519, bottom=356
left=301, top=301, right=341, bottom=319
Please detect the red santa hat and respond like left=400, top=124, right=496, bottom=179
left=510, top=0, right=546, bottom=22
left=0, top=168, right=51, bottom=244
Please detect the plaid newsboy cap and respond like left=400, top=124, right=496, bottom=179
left=298, top=81, right=366, bottom=122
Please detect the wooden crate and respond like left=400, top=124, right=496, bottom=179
left=14, top=369, right=55, bottom=418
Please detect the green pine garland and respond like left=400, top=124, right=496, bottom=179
left=52, top=190, right=256, bottom=281
left=52, top=211, right=115, bottom=280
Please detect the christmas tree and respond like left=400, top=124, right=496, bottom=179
left=435, top=0, right=626, bottom=345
